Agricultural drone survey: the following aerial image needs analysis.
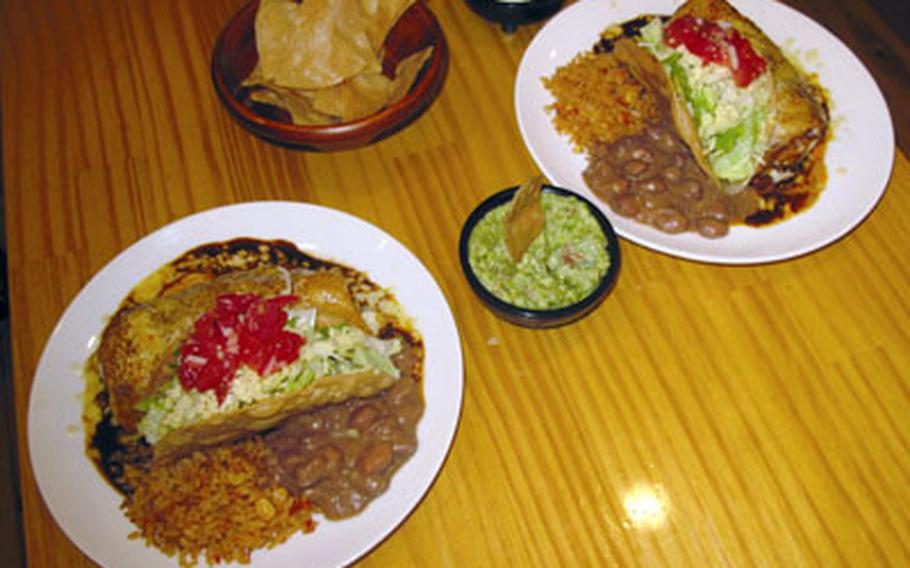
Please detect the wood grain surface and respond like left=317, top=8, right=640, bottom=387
left=2, top=0, right=909, bottom=566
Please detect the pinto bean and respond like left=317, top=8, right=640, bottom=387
left=646, top=126, right=677, bottom=150
left=653, top=209, right=688, bottom=234
left=295, top=414, right=327, bottom=433
left=610, top=141, right=635, bottom=162
left=622, top=159, right=651, bottom=180
left=294, top=446, right=342, bottom=488
left=359, top=475, right=389, bottom=496
left=612, top=194, right=641, bottom=218
left=700, top=201, right=730, bottom=222
left=695, top=217, right=729, bottom=238
left=294, top=456, right=331, bottom=489
left=319, top=445, right=344, bottom=469
left=322, top=406, right=348, bottom=429
left=635, top=178, right=666, bottom=194
left=386, top=376, right=416, bottom=406
left=348, top=404, right=381, bottom=431
left=395, top=403, right=424, bottom=428
left=603, top=178, right=630, bottom=195
left=671, top=179, right=703, bottom=201
left=367, top=416, right=399, bottom=439
left=635, top=208, right=656, bottom=225
left=630, top=147, right=655, bottom=163
left=357, top=441, right=393, bottom=475
left=640, top=193, right=662, bottom=210
left=584, top=158, right=612, bottom=178
left=662, top=166, right=682, bottom=183
left=645, top=125, right=664, bottom=141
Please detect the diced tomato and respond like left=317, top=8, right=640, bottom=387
left=665, top=16, right=727, bottom=65
left=727, top=30, right=767, bottom=87
left=178, top=292, right=304, bottom=404
left=664, top=16, right=767, bottom=87
left=289, top=498, right=314, bottom=516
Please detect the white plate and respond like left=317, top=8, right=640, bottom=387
left=516, top=0, right=894, bottom=264
left=27, top=201, right=464, bottom=567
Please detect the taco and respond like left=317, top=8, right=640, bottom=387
left=95, top=245, right=407, bottom=459
left=600, top=0, right=829, bottom=192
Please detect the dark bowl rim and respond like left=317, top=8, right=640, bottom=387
left=210, top=0, right=449, bottom=149
left=458, top=184, right=622, bottom=325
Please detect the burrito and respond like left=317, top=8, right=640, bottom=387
left=604, top=0, right=829, bottom=191
left=97, top=264, right=403, bottom=458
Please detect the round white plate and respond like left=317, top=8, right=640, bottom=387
left=27, top=201, right=464, bottom=567
left=516, top=0, right=894, bottom=264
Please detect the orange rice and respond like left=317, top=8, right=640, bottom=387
left=123, top=439, right=316, bottom=567
left=542, top=50, right=656, bottom=152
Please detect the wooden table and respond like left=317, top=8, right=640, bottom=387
left=3, top=0, right=909, bottom=566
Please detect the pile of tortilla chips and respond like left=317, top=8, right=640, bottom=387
left=242, top=0, right=433, bottom=125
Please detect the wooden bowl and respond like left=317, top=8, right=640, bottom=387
left=211, top=0, right=449, bottom=151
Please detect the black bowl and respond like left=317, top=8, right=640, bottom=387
left=459, top=185, right=621, bottom=328
left=464, top=0, right=563, bottom=33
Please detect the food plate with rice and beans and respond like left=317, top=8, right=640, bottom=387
left=516, top=0, right=893, bottom=264
left=28, top=202, right=463, bottom=567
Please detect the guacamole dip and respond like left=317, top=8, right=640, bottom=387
left=468, top=192, right=610, bottom=310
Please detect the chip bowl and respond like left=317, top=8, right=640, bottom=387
left=211, top=0, right=449, bottom=151
left=459, top=185, right=622, bottom=328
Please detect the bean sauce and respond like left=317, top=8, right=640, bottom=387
left=583, top=122, right=759, bottom=238
left=264, top=341, right=424, bottom=520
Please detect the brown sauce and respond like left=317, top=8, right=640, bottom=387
left=744, top=138, right=828, bottom=227
left=584, top=122, right=759, bottom=238
left=88, top=387, right=153, bottom=494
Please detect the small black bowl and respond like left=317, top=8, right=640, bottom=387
left=459, top=185, right=621, bottom=328
left=464, top=0, right=563, bottom=33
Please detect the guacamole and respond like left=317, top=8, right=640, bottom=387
left=468, top=192, right=610, bottom=310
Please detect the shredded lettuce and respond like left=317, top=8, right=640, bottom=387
left=710, top=107, right=764, bottom=181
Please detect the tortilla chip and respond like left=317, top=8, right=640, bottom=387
left=289, top=270, right=368, bottom=330
left=356, top=0, right=416, bottom=51
left=248, top=85, right=337, bottom=125
left=253, top=0, right=414, bottom=90
left=309, top=46, right=433, bottom=122
left=387, top=45, right=434, bottom=103
left=504, top=175, right=546, bottom=262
